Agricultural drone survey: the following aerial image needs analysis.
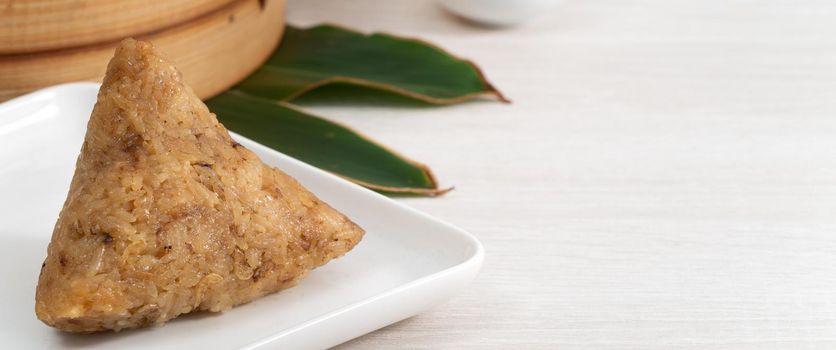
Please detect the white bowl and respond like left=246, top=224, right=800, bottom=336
left=440, top=0, right=564, bottom=27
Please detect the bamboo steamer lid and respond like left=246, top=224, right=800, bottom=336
left=0, top=0, right=285, bottom=101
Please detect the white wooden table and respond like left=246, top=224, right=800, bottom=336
left=287, top=1, right=836, bottom=348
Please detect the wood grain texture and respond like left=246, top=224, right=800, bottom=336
left=0, top=0, right=236, bottom=54
left=285, top=0, right=836, bottom=349
left=0, top=0, right=285, bottom=102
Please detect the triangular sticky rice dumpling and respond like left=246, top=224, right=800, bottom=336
left=35, top=39, right=364, bottom=332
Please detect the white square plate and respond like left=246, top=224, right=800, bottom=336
left=0, top=83, right=483, bottom=349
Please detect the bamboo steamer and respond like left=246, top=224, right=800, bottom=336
left=0, top=0, right=238, bottom=54
left=0, top=0, right=286, bottom=101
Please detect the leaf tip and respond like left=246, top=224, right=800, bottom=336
left=487, top=84, right=512, bottom=104
left=460, top=58, right=510, bottom=104
left=431, top=186, right=455, bottom=197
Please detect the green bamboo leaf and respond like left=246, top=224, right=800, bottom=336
left=206, top=91, right=449, bottom=195
left=230, top=24, right=509, bottom=104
